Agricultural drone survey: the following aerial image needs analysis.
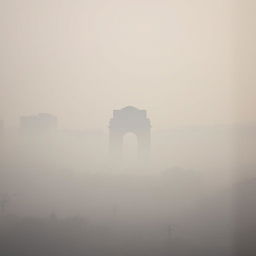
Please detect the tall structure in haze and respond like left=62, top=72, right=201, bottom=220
left=109, top=106, right=151, bottom=161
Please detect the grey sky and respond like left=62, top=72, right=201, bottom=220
left=0, top=0, right=252, bottom=130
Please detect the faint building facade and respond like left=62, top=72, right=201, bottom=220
left=20, top=113, right=57, bottom=135
left=109, top=106, right=151, bottom=161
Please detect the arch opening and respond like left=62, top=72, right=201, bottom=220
left=122, top=132, right=138, bottom=164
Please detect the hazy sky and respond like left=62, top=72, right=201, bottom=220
left=0, top=0, right=253, bottom=130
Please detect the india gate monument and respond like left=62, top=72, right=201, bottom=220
left=109, top=106, right=151, bottom=161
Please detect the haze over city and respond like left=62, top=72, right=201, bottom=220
left=0, top=1, right=256, bottom=256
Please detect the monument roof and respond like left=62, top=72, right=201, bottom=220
left=121, top=106, right=140, bottom=111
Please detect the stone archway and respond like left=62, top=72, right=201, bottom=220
left=109, top=106, right=151, bottom=160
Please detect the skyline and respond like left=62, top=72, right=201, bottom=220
left=1, top=108, right=255, bottom=131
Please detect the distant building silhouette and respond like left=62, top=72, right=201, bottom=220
left=109, top=106, right=151, bottom=160
left=20, top=113, right=57, bottom=135
left=0, top=194, right=10, bottom=216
